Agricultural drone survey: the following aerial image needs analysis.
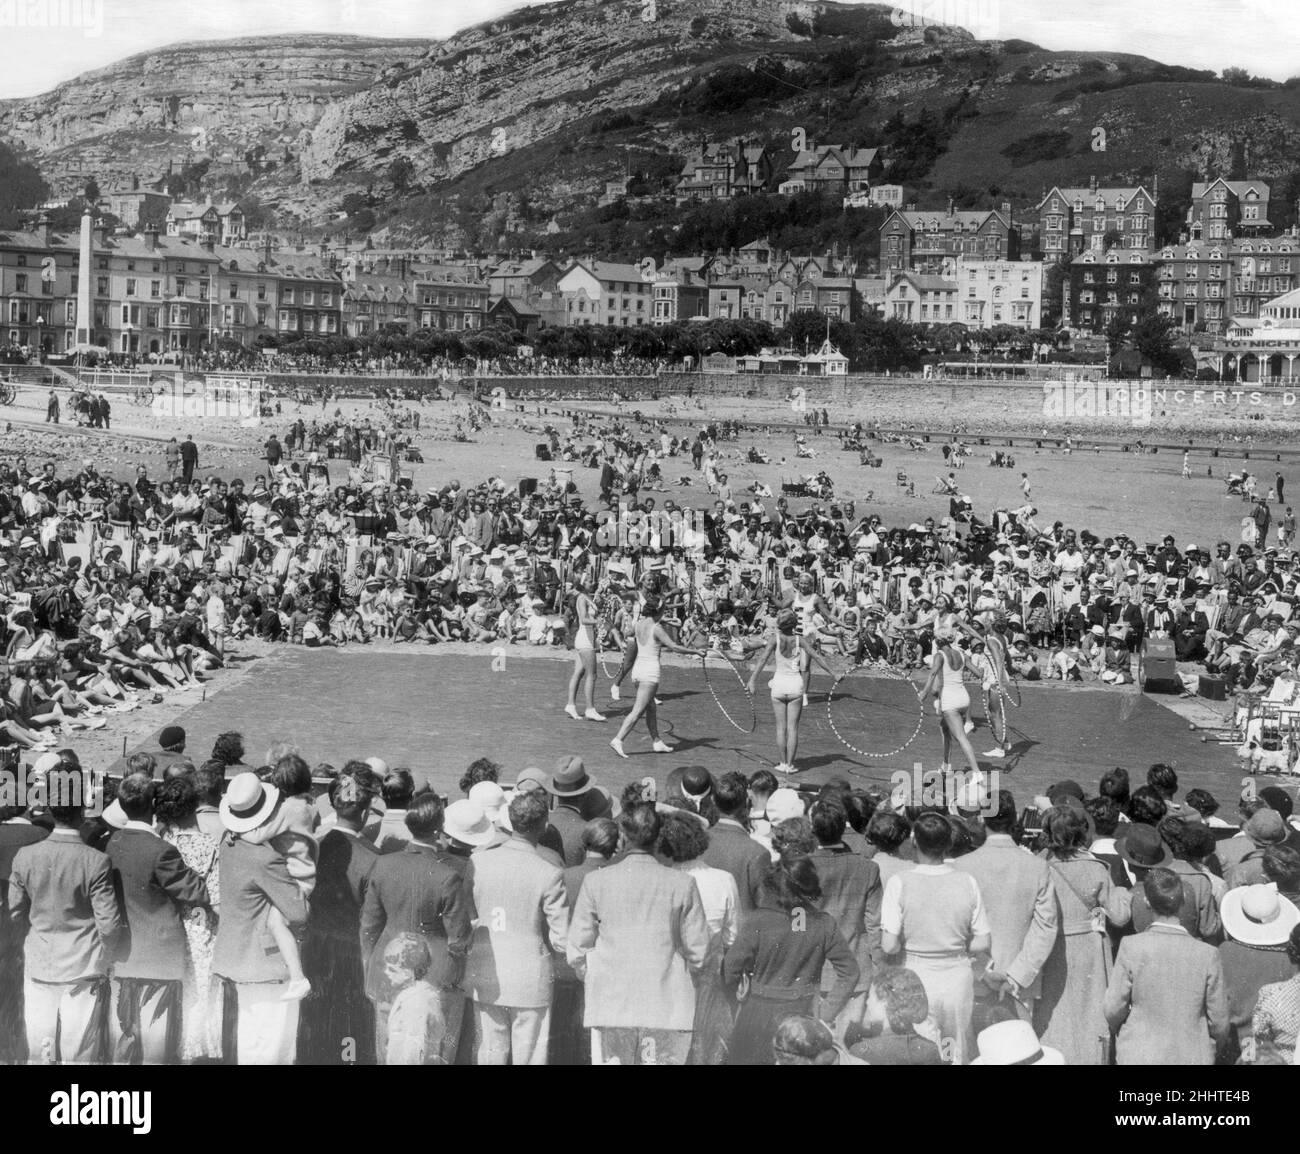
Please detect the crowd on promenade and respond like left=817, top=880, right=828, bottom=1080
left=3, top=743, right=1300, bottom=1066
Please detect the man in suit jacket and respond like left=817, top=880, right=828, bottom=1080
left=361, top=792, right=473, bottom=1064
left=0, top=784, right=51, bottom=1063
left=210, top=775, right=311, bottom=1065
left=808, top=798, right=882, bottom=1035
left=700, top=773, right=769, bottom=911
left=464, top=791, right=569, bottom=1065
left=568, top=803, right=710, bottom=1065
left=957, top=791, right=1058, bottom=1024
left=299, top=775, right=380, bottom=1065
left=7, top=770, right=122, bottom=1063
left=1104, top=868, right=1230, bottom=1065
left=551, top=817, right=618, bottom=1066
left=105, top=773, right=209, bottom=1065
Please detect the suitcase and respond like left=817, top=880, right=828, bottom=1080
left=1198, top=673, right=1227, bottom=701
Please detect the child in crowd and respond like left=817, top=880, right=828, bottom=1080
left=238, top=758, right=319, bottom=1000
left=383, top=934, right=448, bottom=1066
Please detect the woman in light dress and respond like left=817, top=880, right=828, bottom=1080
left=154, top=773, right=222, bottom=1062
left=1035, top=805, right=1131, bottom=1065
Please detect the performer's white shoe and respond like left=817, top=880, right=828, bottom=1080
left=983, top=748, right=1007, bottom=758
left=584, top=708, right=607, bottom=722
left=609, top=738, right=628, bottom=758
left=564, top=704, right=581, bottom=720
left=610, top=685, right=621, bottom=701
left=652, top=740, right=674, bottom=753
left=655, top=697, right=663, bottom=706
left=802, top=694, right=809, bottom=707
left=963, top=720, right=975, bottom=734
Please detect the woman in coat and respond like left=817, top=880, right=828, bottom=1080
left=1035, top=805, right=1132, bottom=1065
left=722, top=853, right=858, bottom=1066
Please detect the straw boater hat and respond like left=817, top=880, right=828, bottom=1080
left=1220, top=885, right=1300, bottom=947
left=971, top=1020, right=1065, bottom=1065
left=220, top=772, right=280, bottom=834
left=443, top=800, right=499, bottom=847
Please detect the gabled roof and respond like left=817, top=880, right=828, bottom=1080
left=889, top=272, right=957, bottom=293
left=1192, top=179, right=1270, bottom=200
left=789, top=145, right=878, bottom=173
left=1037, top=185, right=1155, bottom=211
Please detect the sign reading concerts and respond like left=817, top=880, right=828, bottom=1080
left=1043, top=382, right=1300, bottom=427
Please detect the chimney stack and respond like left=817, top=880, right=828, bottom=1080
left=38, top=212, right=53, bottom=247
left=1089, top=174, right=1098, bottom=193
left=145, top=225, right=159, bottom=251
left=947, top=197, right=954, bottom=216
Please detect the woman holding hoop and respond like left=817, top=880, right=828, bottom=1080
left=747, top=608, right=837, bottom=775
left=564, top=578, right=607, bottom=722
left=955, top=615, right=1013, bottom=761
left=918, top=619, right=983, bottom=782
left=609, top=598, right=706, bottom=759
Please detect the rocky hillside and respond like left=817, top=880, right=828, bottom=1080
left=297, top=0, right=925, bottom=187
left=0, top=34, right=432, bottom=192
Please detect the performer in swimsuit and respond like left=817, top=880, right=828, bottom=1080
left=780, top=571, right=844, bottom=706
left=564, top=577, right=606, bottom=722
left=609, top=598, right=706, bottom=759
left=919, top=619, right=983, bottom=784
left=747, top=607, right=837, bottom=775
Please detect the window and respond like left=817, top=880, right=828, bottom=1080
left=151, top=280, right=161, bottom=298
left=320, top=291, right=332, bottom=307
left=304, top=290, right=315, bottom=306
left=15, top=254, right=25, bottom=267
left=65, top=301, right=75, bottom=324
left=1129, top=272, right=1141, bottom=285
left=279, top=309, right=293, bottom=329
left=126, top=279, right=136, bottom=296
left=283, top=288, right=295, bottom=304
left=97, top=258, right=108, bottom=270
left=257, top=283, right=267, bottom=301
left=14, top=274, right=27, bottom=293
left=96, top=276, right=109, bottom=296
left=1106, top=270, right=1118, bottom=284
left=146, top=308, right=159, bottom=327
left=176, top=278, right=187, bottom=297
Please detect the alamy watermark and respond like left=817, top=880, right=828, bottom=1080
left=891, top=1, right=1000, bottom=39
left=889, top=761, right=1000, bottom=816
left=0, top=0, right=104, bottom=37
left=0, top=765, right=104, bottom=817
left=151, top=375, right=262, bottom=421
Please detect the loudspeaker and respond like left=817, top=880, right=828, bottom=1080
left=1140, top=637, right=1179, bottom=692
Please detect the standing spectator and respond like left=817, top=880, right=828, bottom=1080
left=880, top=811, right=991, bottom=1065
left=179, top=435, right=199, bottom=486
left=1251, top=924, right=1300, bottom=1065
left=365, top=768, right=415, bottom=854
left=361, top=791, right=473, bottom=1064
left=568, top=803, right=711, bottom=1066
left=165, top=437, right=181, bottom=481
left=265, top=434, right=282, bottom=470
left=7, top=765, right=122, bottom=1063
left=299, top=775, right=379, bottom=1064
left=550, top=816, right=617, bottom=1066
left=1036, top=804, right=1132, bottom=1064
left=1217, top=884, right=1299, bottom=1063
left=105, top=773, right=209, bottom=1065
left=210, top=773, right=310, bottom=1064
left=808, top=797, right=882, bottom=1037
left=0, top=764, right=50, bottom=1063
left=957, top=790, right=1058, bottom=1028
left=1275, top=470, right=1285, bottom=505
left=1103, top=868, right=1230, bottom=1065
left=723, top=847, right=859, bottom=1065
left=657, top=808, right=738, bottom=1065
left=46, top=389, right=59, bottom=424
left=463, top=790, right=569, bottom=1065
left=699, top=771, right=768, bottom=910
